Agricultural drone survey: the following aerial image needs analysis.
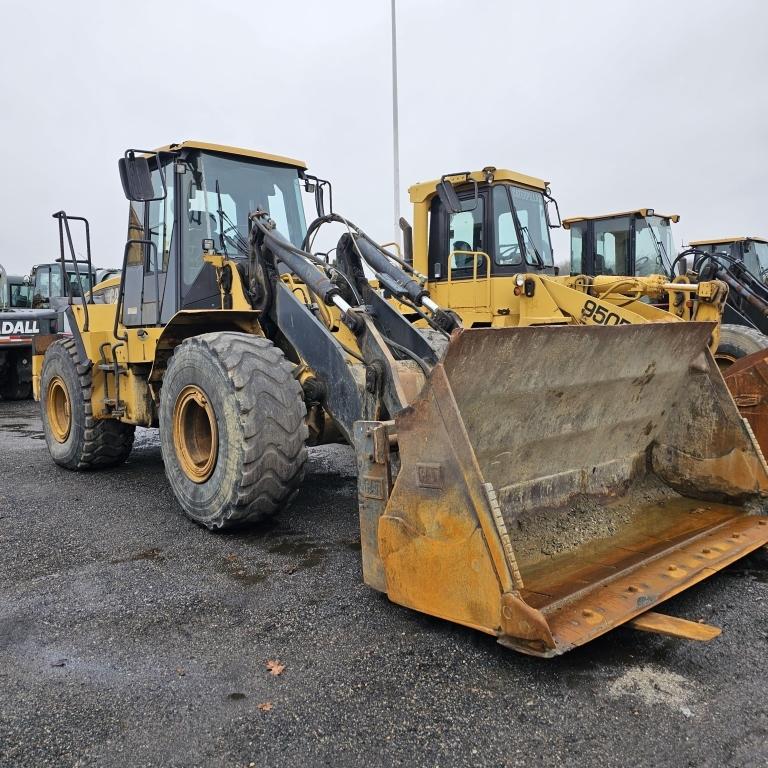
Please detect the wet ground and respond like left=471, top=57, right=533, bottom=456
left=0, top=399, right=766, bottom=767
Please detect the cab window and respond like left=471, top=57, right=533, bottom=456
left=569, top=222, right=587, bottom=274
left=10, top=283, right=32, bottom=308
left=448, top=198, right=484, bottom=273
left=494, top=191, right=522, bottom=267
left=34, top=268, right=50, bottom=307
left=147, top=165, right=174, bottom=273
left=594, top=216, right=630, bottom=275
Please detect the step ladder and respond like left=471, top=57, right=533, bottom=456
left=98, top=341, right=128, bottom=417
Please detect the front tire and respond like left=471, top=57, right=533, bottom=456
left=40, top=339, right=135, bottom=469
left=159, top=332, right=308, bottom=530
left=715, top=324, right=768, bottom=370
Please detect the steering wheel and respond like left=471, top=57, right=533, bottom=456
left=498, top=243, right=521, bottom=264
left=635, top=256, right=651, bottom=273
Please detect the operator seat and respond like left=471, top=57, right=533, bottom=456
left=452, top=240, right=474, bottom=271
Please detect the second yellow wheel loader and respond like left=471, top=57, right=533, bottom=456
left=34, top=142, right=768, bottom=657
left=400, top=171, right=730, bottom=348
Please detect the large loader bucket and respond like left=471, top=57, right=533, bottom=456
left=356, top=323, right=768, bottom=656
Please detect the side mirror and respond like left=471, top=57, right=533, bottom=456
left=315, top=184, right=326, bottom=217
left=303, top=174, right=333, bottom=218
left=118, top=150, right=168, bottom=202
left=118, top=155, right=155, bottom=201
left=544, top=190, right=562, bottom=228
left=436, top=179, right=462, bottom=214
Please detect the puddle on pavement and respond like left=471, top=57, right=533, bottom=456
left=110, top=548, right=164, bottom=564
left=1, top=422, right=44, bottom=439
left=267, top=537, right=327, bottom=570
left=217, top=554, right=268, bottom=585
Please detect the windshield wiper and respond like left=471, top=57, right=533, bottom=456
left=521, top=225, right=545, bottom=268
left=213, top=179, right=249, bottom=257
left=215, top=180, right=229, bottom=257
left=644, top=221, right=672, bottom=275
left=503, top=185, right=545, bottom=269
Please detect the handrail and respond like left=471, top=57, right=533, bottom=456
left=447, top=250, right=492, bottom=312
left=380, top=241, right=403, bottom=260
left=52, top=211, right=95, bottom=331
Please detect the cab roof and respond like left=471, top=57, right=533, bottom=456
left=562, top=209, right=680, bottom=229
left=408, top=168, right=548, bottom=204
left=689, top=236, right=768, bottom=246
left=153, top=140, right=307, bottom=170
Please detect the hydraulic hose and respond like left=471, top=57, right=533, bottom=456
left=251, top=213, right=339, bottom=305
left=354, top=236, right=427, bottom=305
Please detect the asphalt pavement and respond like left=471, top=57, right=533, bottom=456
left=0, top=399, right=766, bottom=768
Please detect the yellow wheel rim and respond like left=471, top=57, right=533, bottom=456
left=47, top=376, right=72, bottom=443
left=173, top=385, right=218, bottom=483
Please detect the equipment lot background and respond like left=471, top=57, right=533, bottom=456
left=0, top=400, right=765, bottom=768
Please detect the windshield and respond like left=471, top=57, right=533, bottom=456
left=634, top=215, right=675, bottom=276
left=745, top=241, right=768, bottom=277
left=493, top=185, right=554, bottom=268
left=182, top=152, right=307, bottom=289
left=66, top=269, right=96, bottom=297
left=8, top=281, right=33, bottom=308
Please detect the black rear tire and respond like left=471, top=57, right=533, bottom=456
left=158, top=332, right=308, bottom=530
left=715, top=324, right=768, bottom=370
left=40, top=339, right=135, bottom=469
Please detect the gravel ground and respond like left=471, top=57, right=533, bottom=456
left=0, top=398, right=766, bottom=768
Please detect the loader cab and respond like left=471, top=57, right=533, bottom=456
left=29, top=262, right=97, bottom=308
left=565, top=210, right=679, bottom=278
left=118, top=141, right=308, bottom=327
left=689, top=237, right=768, bottom=280
left=422, top=172, right=556, bottom=282
left=7, top=276, right=33, bottom=308
left=407, top=169, right=559, bottom=325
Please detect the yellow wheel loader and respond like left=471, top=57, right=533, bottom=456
left=562, top=209, right=768, bottom=367
left=400, top=172, right=730, bottom=346
left=34, top=143, right=768, bottom=657
left=398, top=170, right=768, bottom=462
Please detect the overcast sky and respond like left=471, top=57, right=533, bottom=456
left=0, top=0, right=766, bottom=274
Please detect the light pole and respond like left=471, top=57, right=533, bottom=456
left=390, top=0, right=401, bottom=245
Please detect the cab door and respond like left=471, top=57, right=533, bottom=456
left=568, top=221, right=590, bottom=275
left=427, top=189, right=490, bottom=312
left=122, top=162, right=176, bottom=327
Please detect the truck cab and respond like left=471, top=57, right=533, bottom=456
left=564, top=209, right=679, bottom=277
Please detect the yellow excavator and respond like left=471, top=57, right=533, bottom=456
left=34, top=142, right=768, bottom=657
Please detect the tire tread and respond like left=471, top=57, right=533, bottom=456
left=164, top=332, right=307, bottom=528
left=45, top=338, right=135, bottom=469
